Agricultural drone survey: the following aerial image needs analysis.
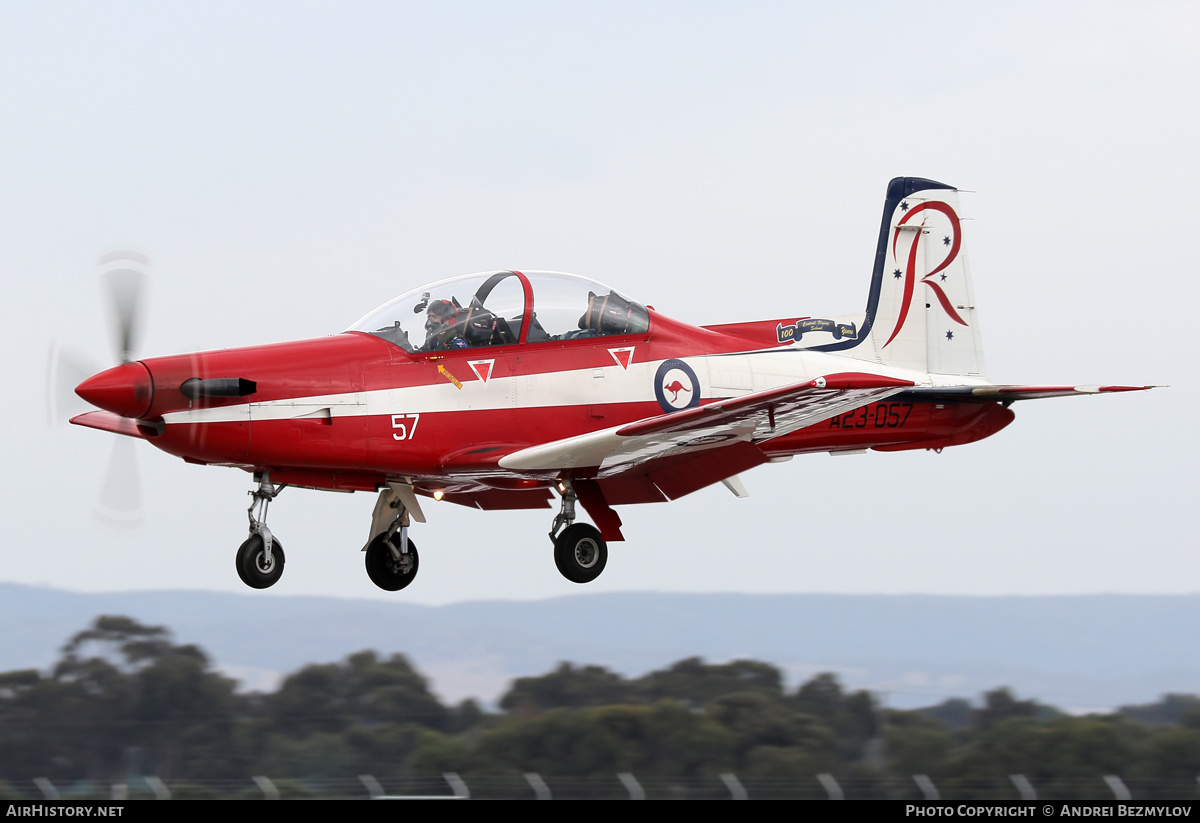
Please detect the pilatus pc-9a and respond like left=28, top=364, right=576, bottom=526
left=70, top=178, right=1154, bottom=591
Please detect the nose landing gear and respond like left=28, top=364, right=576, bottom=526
left=237, top=473, right=286, bottom=589
left=237, top=533, right=284, bottom=589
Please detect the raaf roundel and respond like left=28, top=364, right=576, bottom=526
left=70, top=177, right=1157, bottom=591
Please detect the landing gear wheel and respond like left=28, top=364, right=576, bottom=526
left=365, top=534, right=419, bottom=591
left=236, top=534, right=285, bottom=589
left=554, top=523, right=607, bottom=584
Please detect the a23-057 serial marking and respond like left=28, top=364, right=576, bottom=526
left=828, top=402, right=913, bottom=429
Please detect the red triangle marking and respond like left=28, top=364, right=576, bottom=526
left=609, top=347, right=633, bottom=370
left=469, top=360, right=494, bottom=383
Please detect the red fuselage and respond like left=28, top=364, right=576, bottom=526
left=76, top=306, right=1012, bottom=506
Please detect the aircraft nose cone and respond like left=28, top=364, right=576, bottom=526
left=75, top=362, right=154, bottom=419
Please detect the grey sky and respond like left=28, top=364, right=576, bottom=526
left=2, top=1, right=1193, bottom=604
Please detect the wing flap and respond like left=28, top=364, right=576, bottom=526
left=440, top=488, right=555, bottom=510
left=644, top=441, right=768, bottom=500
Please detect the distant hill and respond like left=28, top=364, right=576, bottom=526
left=2, top=584, right=1196, bottom=711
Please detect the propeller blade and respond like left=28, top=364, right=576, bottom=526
left=95, top=437, right=144, bottom=530
left=99, top=251, right=149, bottom=364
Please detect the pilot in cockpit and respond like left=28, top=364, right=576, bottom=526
left=423, top=299, right=469, bottom=351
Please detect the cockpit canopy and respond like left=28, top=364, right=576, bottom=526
left=348, top=270, right=650, bottom=353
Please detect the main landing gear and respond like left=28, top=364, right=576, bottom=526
left=238, top=473, right=287, bottom=589
left=363, top=484, right=420, bottom=591
left=230, top=475, right=607, bottom=591
left=365, top=533, right=419, bottom=591
left=549, top=482, right=607, bottom=584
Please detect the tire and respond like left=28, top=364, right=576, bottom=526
left=237, top=534, right=285, bottom=589
left=365, top=534, right=419, bottom=591
left=553, top=523, right=607, bottom=584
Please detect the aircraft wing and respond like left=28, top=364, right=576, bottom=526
left=895, top=384, right=1160, bottom=403
left=499, top=372, right=914, bottom=478
left=70, top=411, right=145, bottom=439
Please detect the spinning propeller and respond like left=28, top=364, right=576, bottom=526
left=46, top=251, right=150, bottom=529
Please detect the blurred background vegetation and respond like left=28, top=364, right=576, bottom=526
left=2, top=616, right=1198, bottom=800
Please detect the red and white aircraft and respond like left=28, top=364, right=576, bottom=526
left=71, top=177, right=1154, bottom=591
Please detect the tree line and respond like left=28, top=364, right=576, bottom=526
left=1, top=616, right=1197, bottom=799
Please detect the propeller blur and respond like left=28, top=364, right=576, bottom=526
left=48, top=251, right=151, bottom=528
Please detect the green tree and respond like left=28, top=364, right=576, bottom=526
left=265, top=650, right=448, bottom=739
left=636, top=657, right=785, bottom=707
left=791, top=673, right=879, bottom=760
left=882, top=711, right=954, bottom=777
left=500, top=662, right=632, bottom=712
left=0, top=616, right=241, bottom=784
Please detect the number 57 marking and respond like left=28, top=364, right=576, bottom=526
left=391, top=413, right=421, bottom=441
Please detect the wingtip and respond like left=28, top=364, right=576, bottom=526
left=69, top=410, right=144, bottom=438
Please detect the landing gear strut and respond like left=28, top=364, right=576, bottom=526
left=549, top=482, right=607, bottom=584
left=364, top=485, right=420, bottom=591
left=238, top=473, right=287, bottom=589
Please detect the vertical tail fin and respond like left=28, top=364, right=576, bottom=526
left=814, top=177, right=986, bottom=377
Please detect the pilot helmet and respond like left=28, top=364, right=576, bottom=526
left=427, top=299, right=457, bottom=322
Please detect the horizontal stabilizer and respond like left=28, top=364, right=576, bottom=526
left=897, top=384, right=1161, bottom=403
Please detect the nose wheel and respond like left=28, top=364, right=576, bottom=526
left=237, top=473, right=287, bottom=589
left=236, top=533, right=285, bottom=589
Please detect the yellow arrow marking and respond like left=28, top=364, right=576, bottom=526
left=438, top=364, right=463, bottom=389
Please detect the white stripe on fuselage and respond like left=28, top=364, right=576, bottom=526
left=159, top=349, right=934, bottom=426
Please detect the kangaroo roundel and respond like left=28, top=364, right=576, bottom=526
left=654, top=359, right=700, bottom=412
